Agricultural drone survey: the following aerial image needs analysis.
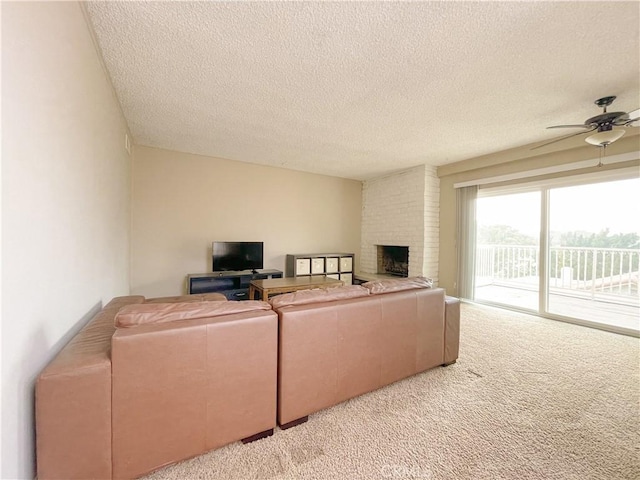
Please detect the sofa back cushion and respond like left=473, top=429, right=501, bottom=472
left=270, top=285, right=369, bottom=309
left=111, top=309, right=278, bottom=479
left=362, top=276, right=433, bottom=294
left=276, top=287, right=446, bottom=425
left=144, top=293, right=227, bottom=304
left=115, top=301, right=271, bottom=328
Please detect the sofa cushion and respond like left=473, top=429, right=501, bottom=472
left=363, top=276, right=433, bottom=294
left=105, top=295, right=147, bottom=310
left=115, top=301, right=271, bottom=328
left=144, top=293, right=227, bottom=304
left=270, top=285, right=369, bottom=309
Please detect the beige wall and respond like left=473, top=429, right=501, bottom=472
left=131, top=146, right=362, bottom=296
left=437, top=135, right=640, bottom=296
left=1, top=3, right=132, bottom=478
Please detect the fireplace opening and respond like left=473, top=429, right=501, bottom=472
left=377, top=246, right=409, bottom=277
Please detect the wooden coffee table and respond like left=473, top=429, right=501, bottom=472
left=249, top=276, right=344, bottom=300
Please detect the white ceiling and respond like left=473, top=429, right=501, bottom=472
left=85, top=1, right=640, bottom=180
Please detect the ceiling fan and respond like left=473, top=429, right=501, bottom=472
left=532, top=96, right=639, bottom=151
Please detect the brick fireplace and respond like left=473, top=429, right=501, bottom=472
left=377, top=245, right=409, bottom=277
left=360, top=165, right=439, bottom=282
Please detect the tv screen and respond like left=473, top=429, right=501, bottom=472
left=212, top=241, right=264, bottom=272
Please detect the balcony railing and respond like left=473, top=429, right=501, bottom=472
left=476, top=245, right=640, bottom=302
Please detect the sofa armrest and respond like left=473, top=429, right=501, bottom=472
left=444, top=296, right=460, bottom=365
left=36, top=296, right=145, bottom=480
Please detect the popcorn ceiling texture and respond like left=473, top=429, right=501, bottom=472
left=85, top=2, right=639, bottom=180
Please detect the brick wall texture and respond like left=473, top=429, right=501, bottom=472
left=361, top=165, right=439, bottom=284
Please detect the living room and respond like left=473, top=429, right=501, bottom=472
left=2, top=2, right=639, bottom=479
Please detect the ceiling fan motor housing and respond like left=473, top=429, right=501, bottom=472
left=586, top=112, right=628, bottom=132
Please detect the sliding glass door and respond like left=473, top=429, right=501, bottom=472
left=470, top=174, right=640, bottom=334
left=547, top=178, right=640, bottom=331
left=474, top=191, right=541, bottom=311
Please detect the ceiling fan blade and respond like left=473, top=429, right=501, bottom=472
left=531, top=127, right=597, bottom=150
left=621, top=116, right=639, bottom=126
left=546, top=124, right=591, bottom=129
left=626, top=108, right=640, bottom=121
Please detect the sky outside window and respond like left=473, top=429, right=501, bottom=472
left=478, top=178, right=640, bottom=237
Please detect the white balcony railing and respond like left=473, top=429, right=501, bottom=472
left=476, top=245, right=640, bottom=302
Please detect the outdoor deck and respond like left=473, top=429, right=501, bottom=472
left=475, top=283, right=639, bottom=332
left=474, top=244, right=639, bottom=333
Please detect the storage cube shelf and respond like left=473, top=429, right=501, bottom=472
left=339, top=257, right=353, bottom=272
left=286, top=253, right=355, bottom=285
left=295, top=258, right=311, bottom=275
left=326, top=257, right=339, bottom=273
left=311, top=258, right=325, bottom=274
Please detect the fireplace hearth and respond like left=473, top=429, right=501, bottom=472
left=377, top=246, right=409, bottom=277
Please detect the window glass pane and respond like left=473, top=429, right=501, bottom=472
left=547, top=178, right=640, bottom=331
left=474, top=191, right=540, bottom=311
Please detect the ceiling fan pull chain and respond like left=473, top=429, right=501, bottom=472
left=597, top=144, right=606, bottom=168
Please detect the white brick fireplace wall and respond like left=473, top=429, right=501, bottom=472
left=361, top=165, right=439, bottom=283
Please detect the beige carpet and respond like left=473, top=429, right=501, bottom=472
left=143, top=303, right=640, bottom=480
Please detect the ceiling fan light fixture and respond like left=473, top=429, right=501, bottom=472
left=585, top=129, right=625, bottom=146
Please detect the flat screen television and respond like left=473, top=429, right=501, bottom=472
left=212, top=241, right=264, bottom=272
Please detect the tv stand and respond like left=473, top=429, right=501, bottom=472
left=186, top=269, right=283, bottom=301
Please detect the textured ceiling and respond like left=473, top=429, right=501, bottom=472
left=85, top=1, right=640, bottom=180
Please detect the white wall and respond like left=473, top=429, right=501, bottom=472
left=1, top=3, right=132, bottom=478
left=131, top=146, right=362, bottom=297
left=361, top=165, right=439, bottom=282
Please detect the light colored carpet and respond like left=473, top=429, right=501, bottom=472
left=143, top=303, right=640, bottom=480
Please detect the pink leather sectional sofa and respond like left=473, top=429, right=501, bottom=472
left=36, top=278, right=459, bottom=479
left=36, top=293, right=278, bottom=480
left=270, top=279, right=459, bottom=427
